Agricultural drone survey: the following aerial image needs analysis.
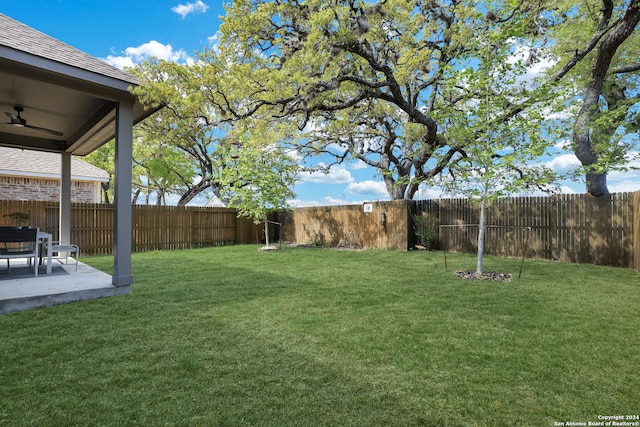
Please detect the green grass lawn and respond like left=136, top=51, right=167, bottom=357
left=1, top=246, right=639, bottom=426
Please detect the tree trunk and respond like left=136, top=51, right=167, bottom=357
left=383, top=175, right=407, bottom=200
left=570, top=2, right=640, bottom=197
left=477, top=197, right=487, bottom=274
left=131, top=188, right=141, bottom=205
left=264, top=214, right=270, bottom=247
left=176, top=180, right=212, bottom=207
left=585, top=172, right=609, bottom=197
left=101, top=182, right=111, bottom=204
left=405, top=181, right=420, bottom=200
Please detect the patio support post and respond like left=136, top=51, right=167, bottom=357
left=112, top=98, right=134, bottom=287
left=59, top=152, right=72, bottom=244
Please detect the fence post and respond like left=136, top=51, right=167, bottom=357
left=634, top=191, right=640, bottom=271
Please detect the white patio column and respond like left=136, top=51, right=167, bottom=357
left=59, top=152, right=72, bottom=243
left=112, top=98, right=134, bottom=287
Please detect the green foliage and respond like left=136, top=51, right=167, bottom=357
left=219, top=126, right=297, bottom=245
left=123, top=0, right=638, bottom=203
left=130, top=59, right=232, bottom=206
left=212, top=0, right=552, bottom=200
left=413, top=214, right=438, bottom=250
left=220, top=134, right=297, bottom=224
left=541, top=0, right=640, bottom=193
left=132, top=118, right=203, bottom=205
left=3, top=211, right=31, bottom=226
left=84, top=130, right=201, bottom=206
left=84, top=143, right=115, bottom=203
left=434, top=14, right=558, bottom=272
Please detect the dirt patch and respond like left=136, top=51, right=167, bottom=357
left=455, top=270, right=512, bottom=282
left=259, top=245, right=280, bottom=251
left=283, top=242, right=363, bottom=251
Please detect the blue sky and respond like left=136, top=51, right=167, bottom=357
left=3, top=1, right=639, bottom=206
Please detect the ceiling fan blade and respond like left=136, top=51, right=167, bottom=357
left=2, top=107, right=63, bottom=136
left=24, top=124, right=64, bottom=137
left=4, top=111, right=19, bottom=123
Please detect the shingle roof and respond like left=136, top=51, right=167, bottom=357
left=0, top=13, right=139, bottom=85
left=0, top=147, right=110, bottom=182
left=205, top=196, right=229, bottom=208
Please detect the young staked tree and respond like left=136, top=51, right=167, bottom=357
left=219, top=126, right=297, bottom=249
left=439, top=11, right=557, bottom=274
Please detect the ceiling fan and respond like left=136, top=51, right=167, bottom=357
left=3, top=106, right=63, bottom=137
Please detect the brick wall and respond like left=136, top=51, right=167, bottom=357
left=0, top=176, right=100, bottom=203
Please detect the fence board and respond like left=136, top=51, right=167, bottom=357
left=0, top=200, right=262, bottom=255
left=634, top=192, right=640, bottom=271
left=2, top=193, right=638, bottom=269
left=279, top=200, right=412, bottom=250
left=415, top=193, right=635, bottom=269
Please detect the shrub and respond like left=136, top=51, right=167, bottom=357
left=3, top=212, right=31, bottom=226
left=413, top=214, right=438, bottom=250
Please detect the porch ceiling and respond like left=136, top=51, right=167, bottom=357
left=0, top=13, right=156, bottom=156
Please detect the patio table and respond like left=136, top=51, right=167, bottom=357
left=37, top=231, right=53, bottom=274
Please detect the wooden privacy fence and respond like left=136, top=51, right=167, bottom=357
left=278, top=200, right=413, bottom=251
left=415, top=193, right=636, bottom=269
left=0, top=200, right=266, bottom=255
left=3, top=193, right=639, bottom=269
left=277, top=193, right=640, bottom=270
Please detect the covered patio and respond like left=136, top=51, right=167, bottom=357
left=0, top=14, right=157, bottom=314
left=0, top=257, right=118, bottom=314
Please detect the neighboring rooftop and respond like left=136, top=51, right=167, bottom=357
left=0, top=146, right=109, bottom=182
left=206, top=195, right=229, bottom=208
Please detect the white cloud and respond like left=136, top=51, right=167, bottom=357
left=172, top=1, right=209, bottom=18
left=289, top=196, right=363, bottom=207
left=506, top=45, right=557, bottom=88
left=103, top=55, right=135, bottom=70
left=554, top=140, right=571, bottom=151
left=558, top=185, right=579, bottom=194
left=207, top=32, right=221, bottom=48
left=545, top=153, right=581, bottom=173
left=346, top=180, right=388, bottom=197
left=415, top=185, right=447, bottom=200
left=125, top=41, right=188, bottom=62
left=103, top=40, right=190, bottom=68
left=350, top=159, right=369, bottom=170
left=298, top=165, right=354, bottom=184
left=286, top=149, right=302, bottom=162
left=607, top=158, right=640, bottom=193
left=608, top=179, right=640, bottom=193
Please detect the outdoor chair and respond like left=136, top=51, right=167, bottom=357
left=49, top=241, right=80, bottom=271
left=0, top=227, right=40, bottom=276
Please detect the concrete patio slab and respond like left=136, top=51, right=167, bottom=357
left=0, top=258, right=129, bottom=315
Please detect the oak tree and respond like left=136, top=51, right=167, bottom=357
left=210, top=0, right=546, bottom=200
left=131, top=59, right=231, bottom=206
left=543, top=0, right=640, bottom=196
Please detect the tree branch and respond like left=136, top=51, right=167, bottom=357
left=611, top=62, right=640, bottom=74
